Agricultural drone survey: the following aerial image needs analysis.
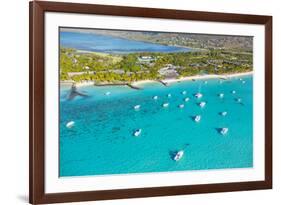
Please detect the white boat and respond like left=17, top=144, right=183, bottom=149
left=167, top=93, right=172, bottom=98
left=66, top=121, right=75, bottom=128
left=219, top=93, right=224, bottom=98
left=134, top=105, right=141, bottom=110
left=195, top=93, right=203, bottom=99
left=173, top=150, right=184, bottom=161
left=105, top=91, right=111, bottom=96
left=239, top=78, right=243, bottom=81
left=242, top=81, right=246, bottom=84
left=153, top=96, right=158, bottom=100
left=220, top=128, right=229, bottom=135
left=237, top=98, right=242, bottom=103
left=184, top=97, right=190, bottom=102
left=199, top=102, right=206, bottom=108
left=134, top=129, right=142, bottom=137
left=194, top=115, right=201, bottom=122
left=204, top=81, right=208, bottom=84
left=182, top=91, right=187, bottom=95
left=231, top=90, right=236, bottom=94
left=221, top=111, right=227, bottom=116
left=162, top=103, right=169, bottom=108
left=179, top=104, right=184, bottom=108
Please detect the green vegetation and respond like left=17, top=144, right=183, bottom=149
left=60, top=47, right=253, bottom=83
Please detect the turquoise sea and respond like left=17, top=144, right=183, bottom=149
left=59, top=75, right=253, bottom=177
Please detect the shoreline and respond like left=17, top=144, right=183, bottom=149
left=60, top=71, right=253, bottom=88
left=161, top=71, right=253, bottom=84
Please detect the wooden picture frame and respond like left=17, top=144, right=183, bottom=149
left=29, top=1, right=272, bottom=204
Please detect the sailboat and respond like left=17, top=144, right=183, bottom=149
left=220, top=128, right=229, bottom=135
left=194, top=115, right=201, bottom=122
left=173, top=144, right=190, bottom=161
left=134, top=105, right=141, bottom=110
left=179, top=104, right=184, bottom=108
left=134, top=129, right=142, bottom=137
left=66, top=121, right=75, bottom=128
left=219, top=93, right=224, bottom=98
left=162, top=103, right=169, bottom=108
left=199, top=101, right=206, bottom=108
left=194, top=79, right=203, bottom=99
left=173, top=150, right=184, bottom=161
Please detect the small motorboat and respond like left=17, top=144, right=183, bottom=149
left=179, top=104, right=184, bottom=108
left=195, top=93, right=203, bottom=99
left=105, top=91, right=111, bottom=96
left=182, top=91, right=187, bottom=95
left=66, top=121, right=75, bottom=128
left=220, top=128, right=229, bottom=135
left=221, top=111, right=227, bottom=116
left=153, top=96, right=158, bottom=100
left=167, top=93, right=172, bottom=98
left=184, top=97, right=190, bottom=102
left=134, top=105, right=141, bottom=110
left=162, top=103, right=169, bottom=108
left=231, top=90, right=236, bottom=94
left=242, top=81, right=246, bottom=84
left=134, top=129, right=142, bottom=137
left=173, top=150, right=184, bottom=161
left=199, top=102, right=206, bottom=108
left=239, top=78, right=243, bottom=81
left=218, top=93, right=224, bottom=98
left=236, top=98, right=242, bottom=103
left=194, top=115, right=201, bottom=122
left=204, top=81, right=208, bottom=84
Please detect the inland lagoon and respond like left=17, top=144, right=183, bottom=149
left=59, top=75, right=253, bottom=177
left=59, top=29, right=253, bottom=177
left=60, top=31, right=192, bottom=53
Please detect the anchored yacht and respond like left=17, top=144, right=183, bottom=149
left=220, top=128, right=229, bottom=135
left=199, top=102, right=206, bottom=108
left=134, top=129, right=142, bottom=137
left=194, top=115, right=201, bottom=122
left=66, top=121, right=75, bottom=128
left=173, top=150, right=184, bottom=161
left=134, top=105, right=141, bottom=110
left=195, top=93, right=203, bottom=99
left=163, top=103, right=169, bottom=108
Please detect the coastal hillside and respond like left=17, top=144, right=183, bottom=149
left=61, top=28, right=253, bottom=52
left=60, top=29, right=253, bottom=83
left=60, top=48, right=252, bottom=83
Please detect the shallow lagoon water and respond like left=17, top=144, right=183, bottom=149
left=60, top=31, right=192, bottom=53
left=59, top=75, right=253, bottom=177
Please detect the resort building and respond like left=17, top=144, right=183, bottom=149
left=158, top=64, right=180, bottom=79
left=138, top=56, right=156, bottom=63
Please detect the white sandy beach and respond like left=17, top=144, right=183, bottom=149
left=161, top=71, right=253, bottom=84
left=131, top=80, right=156, bottom=86
left=61, top=71, right=253, bottom=87
left=61, top=81, right=94, bottom=87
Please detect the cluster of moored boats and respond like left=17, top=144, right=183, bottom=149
left=128, top=83, right=244, bottom=161
left=65, top=78, right=247, bottom=162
